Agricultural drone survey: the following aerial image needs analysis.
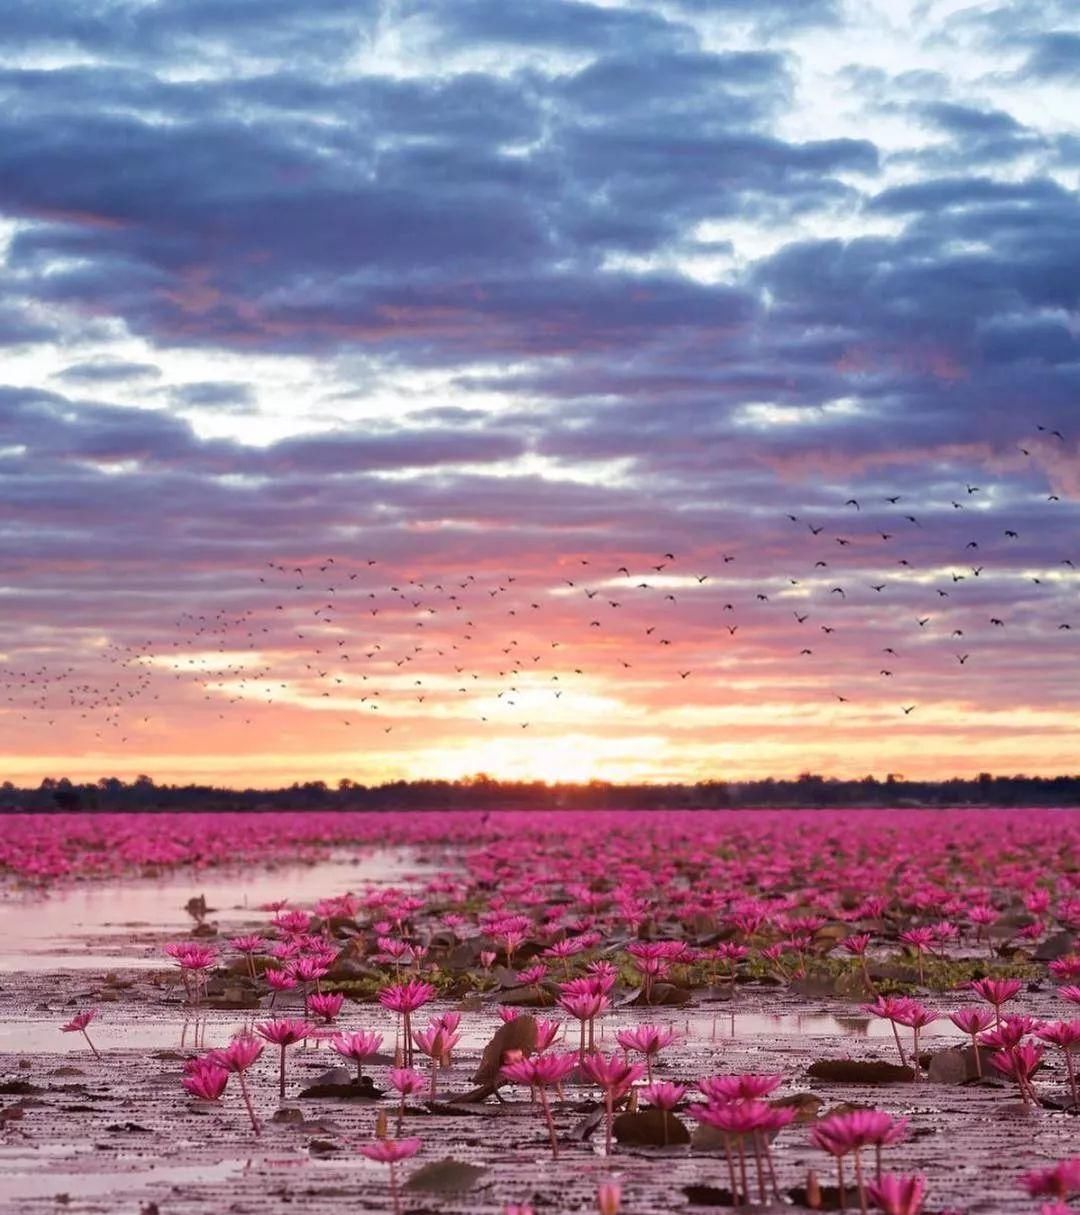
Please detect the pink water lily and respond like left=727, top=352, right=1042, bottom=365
left=255, top=1018, right=314, bottom=1102
left=59, top=1009, right=100, bottom=1058
left=358, top=1136, right=421, bottom=1215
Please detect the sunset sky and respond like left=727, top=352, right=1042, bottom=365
left=1, top=0, right=1078, bottom=787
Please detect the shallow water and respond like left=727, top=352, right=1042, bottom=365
left=0, top=1006, right=965, bottom=1055
left=0, top=848, right=428, bottom=972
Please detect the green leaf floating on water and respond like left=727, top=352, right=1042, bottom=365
left=613, top=1108, right=690, bottom=1146
left=403, top=1158, right=487, bottom=1193
left=807, top=1059, right=913, bottom=1084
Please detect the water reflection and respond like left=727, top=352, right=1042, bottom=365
left=680, top=1010, right=962, bottom=1041
left=0, top=848, right=427, bottom=972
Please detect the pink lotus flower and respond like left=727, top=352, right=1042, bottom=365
left=388, top=1066, right=427, bottom=1095
left=1022, top=1158, right=1080, bottom=1199
left=272, top=909, right=310, bottom=936
left=182, top=1060, right=229, bottom=1102
left=558, top=991, right=610, bottom=1060
left=948, top=1006, right=995, bottom=1076
left=841, top=932, right=871, bottom=954
left=255, top=1018, right=314, bottom=1102
left=207, top=1035, right=264, bottom=1135
left=811, top=1110, right=908, bottom=1211
left=615, top=1023, right=677, bottom=1079
left=265, top=968, right=298, bottom=997
left=698, top=1073, right=782, bottom=1102
left=501, top=1051, right=578, bottom=1157
left=890, top=999, right=939, bottom=1078
left=535, top=1018, right=563, bottom=1050
left=229, top=934, right=267, bottom=980
left=307, top=992, right=344, bottom=1022
left=582, top=1050, right=646, bottom=1155
left=388, top=1065, right=426, bottom=1132
left=867, top=1173, right=927, bottom=1215
left=165, top=943, right=217, bottom=1006
left=210, top=1035, right=264, bottom=1072
left=970, top=976, right=1023, bottom=1010
left=1049, top=956, right=1080, bottom=981
left=379, top=979, right=436, bottom=1066
left=597, top=1179, right=621, bottom=1215
left=412, top=1020, right=462, bottom=1098
left=641, top=1080, right=686, bottom=1110
left=979, top=1014, right=1040, bottom=1050
left=991, top=1041, right=1044, bottom=1105
left=688, top=1099, right=790, bottom=1203
left=502, top=1051, right=578, bottom=1089
left=358, top=1136, right=421, bottom=1215
left=1036, top=1019, right=1080, bottom=1104
left=359, top=1135, right=422, bottom=1163
left=331, top=1029, right=383, bottom=1079
left=60, top=1009, right=100, bottom=1058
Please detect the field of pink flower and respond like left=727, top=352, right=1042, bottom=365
left=2, top=807, right=1079, bottom=1215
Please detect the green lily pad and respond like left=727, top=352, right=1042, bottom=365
left=404, top=1158, right=487, bottom=1193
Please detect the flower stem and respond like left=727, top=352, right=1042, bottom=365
left=853, top=1148, right=868, bottom=1215
left=539, top=1086, right=559, bottom=1159
left=389, top=1161, right=401, bottom=1215
left=237, top=1068, right=261, bottom=1136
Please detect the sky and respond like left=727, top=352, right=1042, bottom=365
left=1, top=0, right=1078, bottom=788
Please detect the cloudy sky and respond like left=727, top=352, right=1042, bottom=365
left=2, top=0, right=1078, bottom=787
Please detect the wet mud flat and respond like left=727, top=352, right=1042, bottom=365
left=1, top=968, right=1078, bottom=1215
left=3, top=810, right=1080, bottom=1214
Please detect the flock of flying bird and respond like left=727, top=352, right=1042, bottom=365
left=1, top=425, right=1075, bottom=749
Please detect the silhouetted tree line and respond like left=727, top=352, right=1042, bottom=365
left=1, top=769, right=1079, bottom=812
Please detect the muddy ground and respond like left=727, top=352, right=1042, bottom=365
left=1, top=948, right=1077, bottom=1215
